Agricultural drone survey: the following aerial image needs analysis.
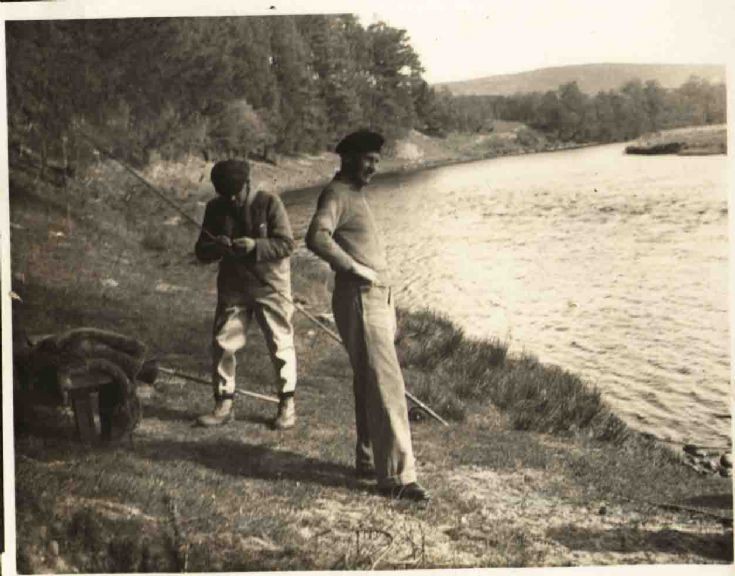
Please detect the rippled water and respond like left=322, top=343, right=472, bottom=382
left=286, top=143, right=731, bottom=448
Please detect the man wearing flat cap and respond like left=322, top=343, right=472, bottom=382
left=195, top=159, right=297, bottom=430
left=306, top=130, right=430, bottom=502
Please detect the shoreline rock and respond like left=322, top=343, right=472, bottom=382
left=625, top=142, right=683, bottom=155
left=624, top=124, right=726, bottom=157
left=682, top=444, right=733, bottom=476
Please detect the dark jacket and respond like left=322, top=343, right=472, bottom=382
left=196, top=190, right=294, bottom=302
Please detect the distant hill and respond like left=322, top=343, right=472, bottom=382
left=435, top=63, right=726, bottom=96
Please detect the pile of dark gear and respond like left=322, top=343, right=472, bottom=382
left=14, top=328, right=157, bottom=441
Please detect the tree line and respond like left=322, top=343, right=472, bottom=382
left=419, top=76, right=726, bottom=142
left=6, top=15, right=426, bottom=168
left=5, top=15, right=727, bottom=174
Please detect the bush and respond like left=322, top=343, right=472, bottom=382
left=395, top=309, right=464, bottom=370
left=515, top=127, right=541, bottom=148
left=207, top=99, right=274, bottom=159
left=396, top=307, right=630, bottom=443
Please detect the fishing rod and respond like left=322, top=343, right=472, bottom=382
left=80, top=131, right=449, bottom=427
left=158, top=366, right=279, bottom=404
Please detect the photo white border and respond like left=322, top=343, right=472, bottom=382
left=0, top=1, right=733, bottom=576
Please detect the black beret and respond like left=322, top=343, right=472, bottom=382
left=211, top=159, right=249, bottom=196
left=335, top=130, right=385, bottom=156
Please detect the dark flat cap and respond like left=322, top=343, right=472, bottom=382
left=335, top=130, right=385, bottom=156
left=211, top=159, right=249, bottom=196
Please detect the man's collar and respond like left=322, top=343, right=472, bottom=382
left=335, top=171, right=364, bottom=191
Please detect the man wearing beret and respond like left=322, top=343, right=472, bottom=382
left=306, top=130, right=430, bottom=502
left=195, top=159, right=297, bottom=430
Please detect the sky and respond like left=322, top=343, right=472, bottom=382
left=355, top=0, right=735, bottom=83
left=1, top=0, right=733, bottom=84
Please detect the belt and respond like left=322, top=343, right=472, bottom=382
left=334, top=271, right=390, bottom=290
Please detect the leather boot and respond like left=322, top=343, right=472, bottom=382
left=355, top=463, right=376, bottom=480
left=379, top=482, right=431, bottom=502
left=272, top=395, right=296, bottom=430
left=196, top=396, right=235, bottom=427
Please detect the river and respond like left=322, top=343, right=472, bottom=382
left=284, top=142, right=730, bottom=448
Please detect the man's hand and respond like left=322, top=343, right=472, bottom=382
left=351, top=261, right=377, bottom=283
left=232, top=236, right=257, bottom=254
left=212, top=235, right=232, bottom=256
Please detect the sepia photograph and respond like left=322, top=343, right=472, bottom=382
left=2, top=0, right=734, bottom=573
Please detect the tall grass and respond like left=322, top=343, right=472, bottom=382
left=396, top=308, right=630, bottom=443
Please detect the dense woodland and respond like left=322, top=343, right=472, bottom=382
left=426, top=77, right=727, bottom=142
left=5, top=15, right=727, bottom=171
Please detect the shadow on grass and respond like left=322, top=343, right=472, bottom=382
left=141, top=403, right=205, bottom=423
left=547, top=525, right=733, bottom=562
left=681, top=494, right=733, bottom=510
left=143, top=403, right=276, bottom=427
left=14, top=414, right=77, bottom=444
left=15, top=279, right=212, bottom=360
left=135, top=438, right=371, bottom=493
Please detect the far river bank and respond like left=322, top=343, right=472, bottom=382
left=141, top=122, right=590, bottom=199
left=140, top=123, right=725, bottom=205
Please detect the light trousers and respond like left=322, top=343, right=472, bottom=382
left=332, top=280, right=417, bottom=487
left=212, top=292, right=296, bottom=398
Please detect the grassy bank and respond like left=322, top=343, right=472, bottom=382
left=8, top=156, right=733, bottom=570
left=625, top=124, right=727, bottom=156
left=396, top=310, right=629, bottom=442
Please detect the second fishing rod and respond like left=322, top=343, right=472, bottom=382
left=80, top=131, right=449, bottom=427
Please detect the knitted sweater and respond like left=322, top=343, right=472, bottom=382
left=305, top=176, right=389, bottom=285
